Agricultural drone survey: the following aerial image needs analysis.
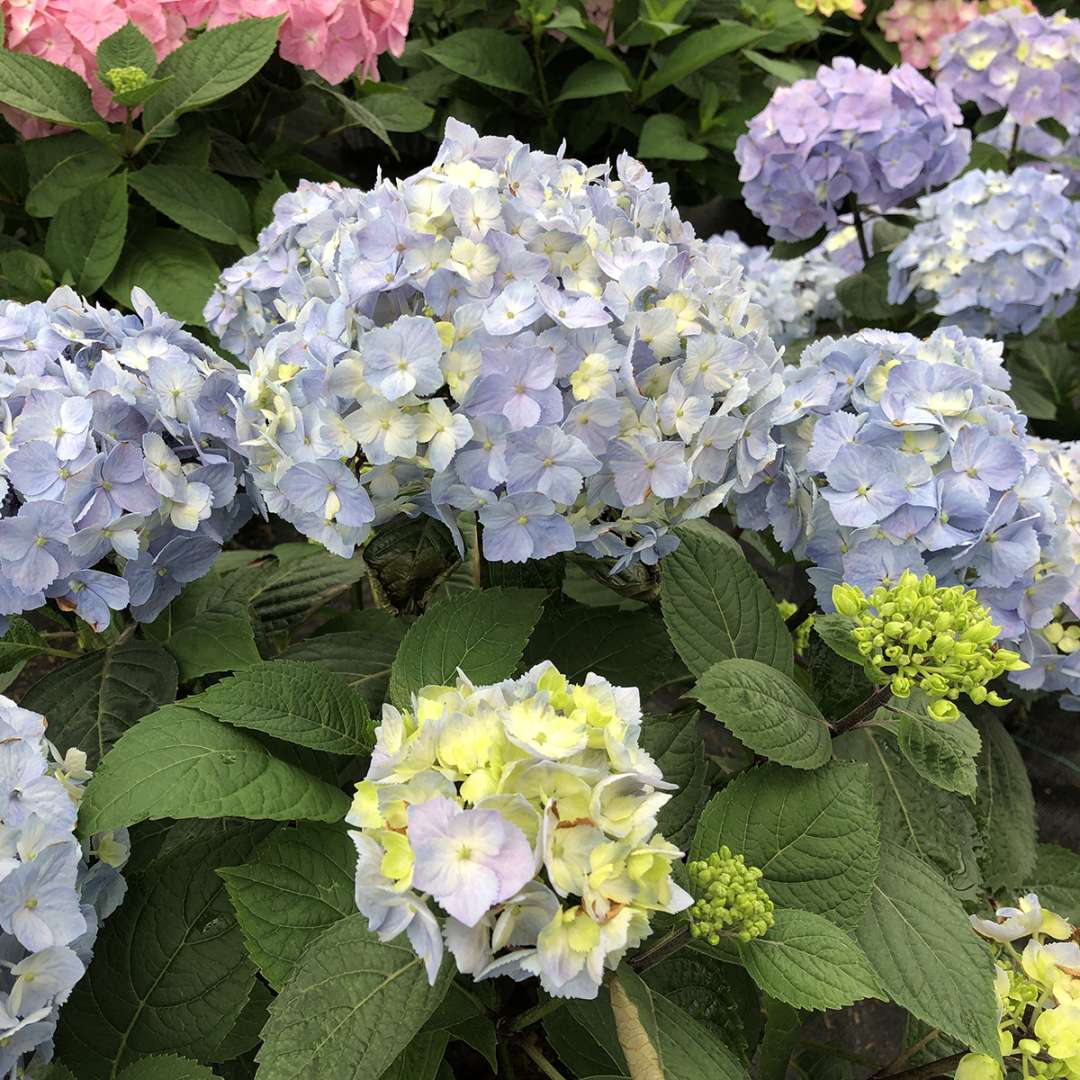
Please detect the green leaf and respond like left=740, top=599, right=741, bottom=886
left=388, top=587, right=545, bottom=707
left=55, top=825, right=264, bottom=1078
left=967, top=141, right=1009, bottom=173
left=691, top=762, right=880, bottom=930
left=0, top=48, right=107, bottom=133
left=45, top=172, right=128, bottom=294
left=282, top=611, right=406, bottom=713
left=692, top=658, right=831, bottom=769
left=522, top=600, right=675, bottom=696
left=359, top=89, right=435, bottom=133
left=24, top=132, right=121, bottom=217
left=660, top=522, right=794, bottom=678
left=739, top=909, right=882, bottom=1011
left=129, top=166, right=252, bottom=247
left=608, top=967, right=748, bottom=1080
left=638, top=22, right=765, bottom=102
left=209, top=978, right=271, bottom=1062
left=115, top=1056, right=220, bottom=1080
left=894, top=698, right=981, bottom=797
left=20, top=641, right=177, bottom=767
left=756, top=998, right=801, bottom=1080
left=183, top=661, right=372, bottom=756
left=637, top=113, right=707, bottom=161
left=362, top=515, right=460, bottom=613
left=1020, top=844, right=1080, bottom=924
left=144, top=575, right=261, bottom=680
left=424, top=29, right=535, bottom=95
left=382, top=1032, right=450, bottom=1080
left=770, top=228, right=827, bottom=261
left=557, top=25, right=633, bottom=81
left=141, top=17, right=283, bottom=141
left=97, top=21, right=158, bottom=78
left=78, top=705, right=349, bottom=835
left=975, top=714, right=1037, bottom=888
left=855, top=841, right=1000, bottom=1059
left=807, top=632, right=866, bottom=723
left=811, top=613, right=863, bottom=666
left=0, top=616, right=44, bottom=674
left=835, top=727, right=984, bottom=899
left=106, top=227, right=219, bottom=325
left=639, top=710, right=709, bottom=850
left=1006, top=338, right=1079, bottom=423
left=309, top=81, right=392, bottom=149
left=112, top=75, right=174, bottom=109
left=556, top=61, right=632, bottom=102
left=0, top=249, right=55, bottom=301
left=256, top=914, right=452, bottom=1080
left=835, top=254, right=909, bottom=325
left=742, top=49, right=812, bottom=84
left=218, top=823, right=355, bottom=991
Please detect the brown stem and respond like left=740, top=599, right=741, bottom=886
left=785, top=595, right=817, bottom=631
left=832, top=685, right=891, bottom=736
left=879, top=1029, right=941, bottom=1075
left=878, top=1052, right=970, bottom=1080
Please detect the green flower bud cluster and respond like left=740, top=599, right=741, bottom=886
left=1042, top=620, right=1080, bottom=656
left=105, top=66, right=149, bottom=95
left=778, top=600, right=814, bottom=656
left=687, top=846, right=774, bottom=945
left=832, top=571, right=1028, bottom=722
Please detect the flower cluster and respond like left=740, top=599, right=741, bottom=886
left=711, top=229, right=861, bottom=346
left=345, top=663, right=691, bottom=1000
left=0, top=695, right=127, bottom=1076
left=0, top=0, right=412, bottom=139
left=937, top=8, right=1080, bottom=130
left=963, top=894, right=1080, bottom=1079
left=686, top=847, right=774, bottom=945
left=794, top=0, right=864, bottom=19
left=735, top=57, right=970, bottom=242
left=877, top=0, right=1033, bottom=70
left=728, top=325, right=1063, bottom=694
left=206, top=119, right=785, bottom=569
left=887, top=168, right=1080, bottom=338
left=0, top=287, right=250, bottom=630
left=833, top=571, right=1027, bottom=720
left=978, top=119, right=1080, bottom=195
left=1013, top=440, right=1080, bottom=707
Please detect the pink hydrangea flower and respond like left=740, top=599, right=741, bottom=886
left=877, top=0, right=1034, bottom=68
left=0, top=0, right=413, bottom=138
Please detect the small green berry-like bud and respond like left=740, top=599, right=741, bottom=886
left=687, top=849, right=774, bottom=945
left=105, top=66, right=149, bottom=95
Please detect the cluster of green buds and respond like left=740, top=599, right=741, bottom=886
left=959, top=894, right=1080, bottom=1080
left=1043, top=619, right=1080, bottom=657
left=777, top=600, right=814, bottom=656
left=686, top=846, right=774, bottom=945
left=832, top=571, right=1028, bottom=722
left=104, top=66, right=149, bottom=96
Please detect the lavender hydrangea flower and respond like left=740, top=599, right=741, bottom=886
left=206, top=120, right=787, bottom=568
left=979, top=119, right=1080, bottom=195
left=887, top=168, right=1080, bottom=337
left=0, top=287, right=251, bottom=630
left=735, top=58, right=970, bottom=242
left=938, top=9, right=1080, bottom=130
left=0, top=696, right=126, bottom=1077
left=730, top=325, right=1067, bottom=697
left=709, top=229, right=864, bottom=345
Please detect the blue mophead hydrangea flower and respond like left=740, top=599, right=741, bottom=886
left=734, top=57, right=970, bottom=242
left=887, top=167, right=1080, bottom=337
left=0, top=287, right=252, bottom=627
left=729, top=325, right=1068, bottom=693
left=0, top=696, right=127, bottom=1076
left=712, top=228, right=864, bottom=346
left=938, top=8, right=1080, bottom=131
left=205, top=119, right=786, bottom=569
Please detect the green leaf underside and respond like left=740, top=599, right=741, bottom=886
left=78, top=706, right=349, bottom=834
left=255, top=914, right=453, bottom=1080
left=693, top=658, right=831, bottom=769
left=855, top=841, right=1001, bottom=1058
left=218, top=823, right=355, bottom=990
left=661, top=522, right=793, bottom=678
left=691, top=762, right=880, bottom=930
left=739, top=908, right=882, bottom=1011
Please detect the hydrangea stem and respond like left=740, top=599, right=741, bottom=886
left=831, top=684, right=892, bottom=736
left=849, top=198, right=872, bottom=264
left=521, top=1039, right=570, bottom=1080
left=506, top=995, right=568, bottom=1033
left=628, top=924, right=692, bottom=972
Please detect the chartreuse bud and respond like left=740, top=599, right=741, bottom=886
left=687, top=846, right=774, bottom=945
left=777, top=600, right=814, bottom=656
left=831, top=571, right=1027, bottom=722
left=104, top=66, right=149, bottom=95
